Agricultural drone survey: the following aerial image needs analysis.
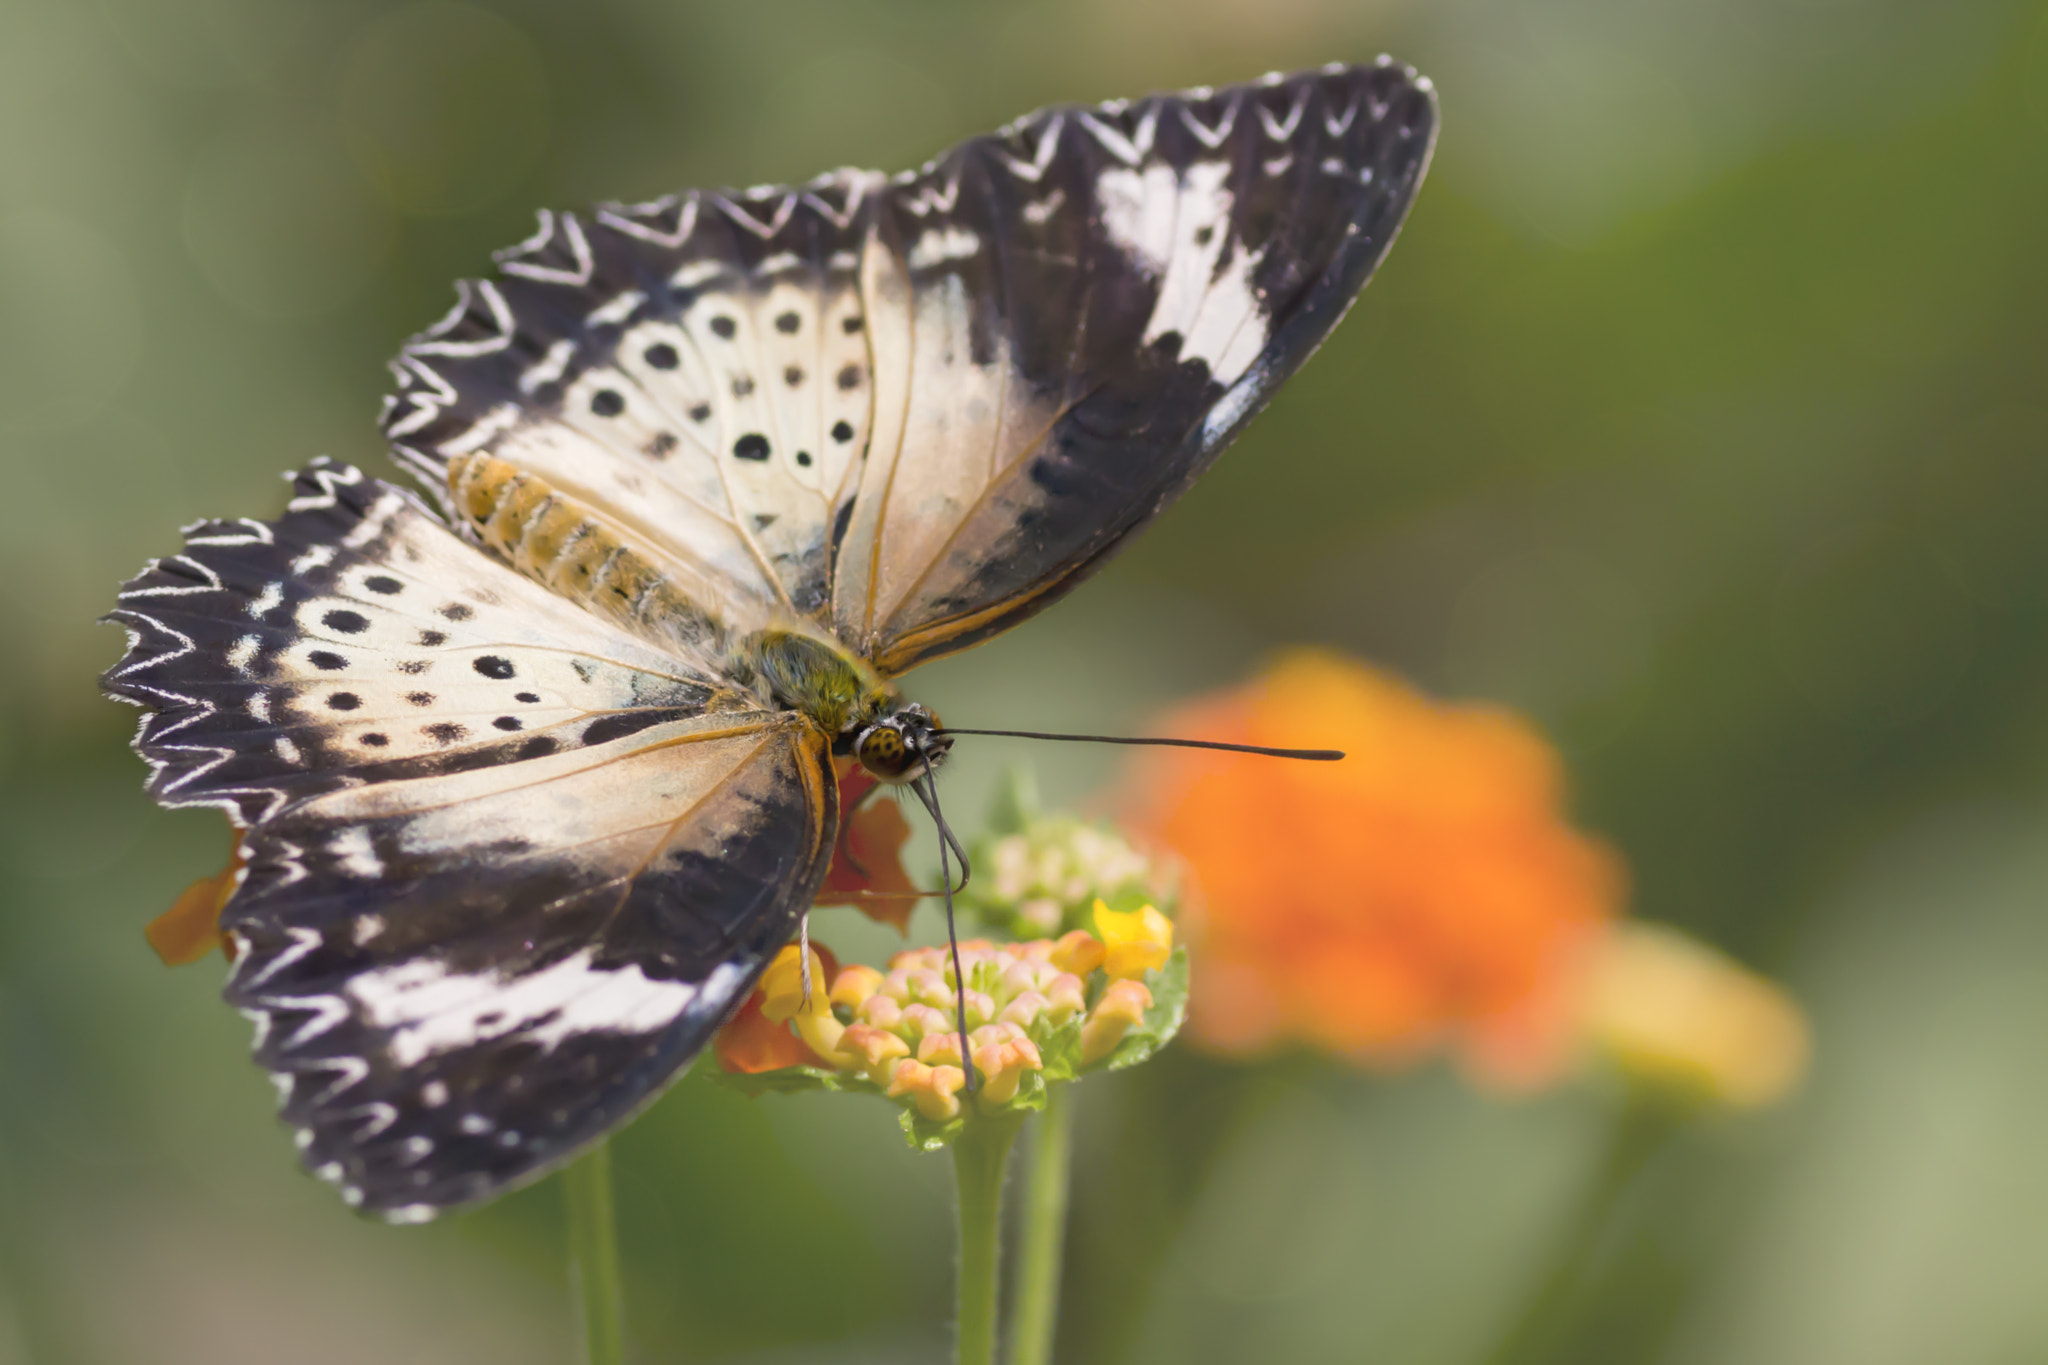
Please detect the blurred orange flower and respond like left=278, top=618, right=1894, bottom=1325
left=146, top=831, right=245, bottom=966
left=815, top=761, right=920, bottom=933
left=1120, top=649, right=1623, bottom=1089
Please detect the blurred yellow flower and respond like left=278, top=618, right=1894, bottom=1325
left=1582, top=922, right=1810, bottom=1108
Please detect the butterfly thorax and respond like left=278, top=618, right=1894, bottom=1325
left=733, top=627, right=953, bottom=783
left=732, top=627, right=893, bottom=736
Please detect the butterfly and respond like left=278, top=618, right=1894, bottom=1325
left=103, top=60, right=1436, bottom=1221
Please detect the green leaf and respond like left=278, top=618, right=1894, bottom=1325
left=709, top=1065, right=878, bottom=1098
left=1035, top=1014, right=1087, bottom=1083
left=901, top=1106, right=967, bottom=1151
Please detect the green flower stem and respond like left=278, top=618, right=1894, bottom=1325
left=952, top=1111, right=1025, bottom=1365
left=564, top=1140, right=625, bottom=1365
left=1476, top=1091, right=1677, bottom=1365
left=1007, top=1083, right=1075, bottom=1365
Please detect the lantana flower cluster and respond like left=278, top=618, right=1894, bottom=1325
left=717, top=903, right=1183, bottom=1147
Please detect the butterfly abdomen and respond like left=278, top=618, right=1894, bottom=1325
left=446, top=452, right=724, bottom=657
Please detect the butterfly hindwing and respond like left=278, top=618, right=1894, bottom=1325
left=105, top=461, right=836, bottom=1216
left=225, top=704, right=830, bottom=1218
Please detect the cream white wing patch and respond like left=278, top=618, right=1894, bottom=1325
left=1096, top=157, right=1270, bottom=386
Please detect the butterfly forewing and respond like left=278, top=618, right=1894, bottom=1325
left=379, top=61, right=1435, bottom=677
left=382, top=175, right=883, bottom=625
left=837, top=61, right=1437, bottom=670
left=105, top=461, right=835, bottom=1216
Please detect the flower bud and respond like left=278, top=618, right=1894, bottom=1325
left=1081, top=979, right=1154, bottom=1064
left=919, top=1031, right=965, bottom=1067
left=972, top=1035, right=1044, bottom=1105
left=898, top=1003, right=952, bottom=1043
left=963, top=811, right=1177, bottom=939
left=859, top=993, right=904, bottom=1030
left=905, top=968, right=952, bottom=1008
left=1050, top=929, right=1106, bottom=977
left=1044, top=972, right=1087, bottom=1023
left=1017, top=898, right=1062, bottom=935
left=837, top=1024, right=911, bottom=1083
left=1000, top=991, right=1050, bottom=1029
left=887, top=1060, right=966, bottom=1121
left=970, top=1021, right=1027, bottom=1051
left=830, top=964, right=886, bottom=1012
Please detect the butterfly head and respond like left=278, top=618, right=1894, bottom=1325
left=853, top=702, right=951, bottom=785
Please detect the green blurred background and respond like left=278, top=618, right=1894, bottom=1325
left=4, top=0, right=2047, bottom=1361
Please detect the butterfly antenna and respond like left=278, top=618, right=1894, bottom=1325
left=935, top=728, right=1344, bottom=762
left=911, top=755, right=978, bottom=1096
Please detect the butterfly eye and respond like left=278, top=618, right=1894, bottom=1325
left=857, top=723, right=915, bottom=781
